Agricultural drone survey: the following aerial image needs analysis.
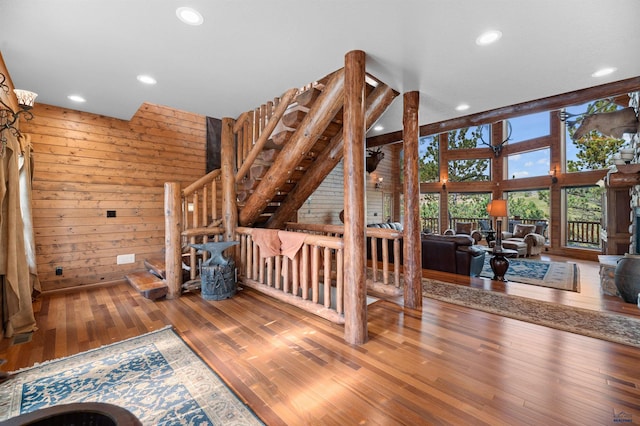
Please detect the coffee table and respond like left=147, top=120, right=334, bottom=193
left=486, top=248, right=518, bottom=281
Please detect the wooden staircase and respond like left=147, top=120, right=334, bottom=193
left=125, top=256, right=168, bottom=300
left=236, top=69, right=398, bottom=229
left=127, top=67, right=398, bottom=300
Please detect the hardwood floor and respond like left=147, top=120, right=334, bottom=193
left=2, top=255, right=640, bottom=425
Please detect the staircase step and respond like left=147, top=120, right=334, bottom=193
left=125, top=271, right=168, bottom=300
left=144, top=256, right=166, bottom=279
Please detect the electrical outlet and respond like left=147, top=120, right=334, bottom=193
left=55, top=266, right=63, bottom=276
left=117, top=254, right=135, bottom=265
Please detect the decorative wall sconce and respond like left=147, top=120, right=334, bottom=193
left=549, top=168, right=558, bottom=184
left=375, top=177, right=383, bottom=190
left=1, top=72, right=37, bottom=155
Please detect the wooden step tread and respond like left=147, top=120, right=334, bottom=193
left=144, top=256, right=166, bottom=279
left=125, top=271, right=168, bottom=300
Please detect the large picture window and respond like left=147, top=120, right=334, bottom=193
left=507, top=148, right=551, bottom=180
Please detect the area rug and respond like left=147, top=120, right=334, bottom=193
left=479, top=256, right=579, bottom=291
left=0, top=326, right=263, bottom=425
left=423, top=279, right=640, bottom=348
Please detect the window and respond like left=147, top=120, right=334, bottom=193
left=506, top=111, right=550, bottom=143
left=447, top=192, right=492, bottom=230
left=505, top=189, right=550, bottom=238
left=419, top=192, right=440, bottom=233
left=565, top=186, right=602, bottom=249
left=507, top=148, right=551, bottom=180
left=418, top=135, right=439, bottom=183
left=565, top=99, right=627, bottom=173
left=447, top=125, right=491, bottom=150
left=447, top=159, right=490, bottom=182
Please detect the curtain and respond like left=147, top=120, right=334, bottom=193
left=0, top=131, right=40, bottom=338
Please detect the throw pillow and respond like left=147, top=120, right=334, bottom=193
left=513, top=224, right=536, bottom=238
left=455, top=222, right=472, bottom=235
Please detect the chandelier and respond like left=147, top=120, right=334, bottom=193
left=0, top=71, right=37, bottom=156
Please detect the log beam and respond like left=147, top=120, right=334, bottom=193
left=265, top=83, right=398, bottom=228
left=239, top=69, right=345, bottom=226
left=343, top=50, right=367, bottom=345
left=235, top=88, right=298, bottom=182
left=221, top=118, right=238, bottom=243
left=402, top=91, right=422, bottom=310
left=164, top=182, right=182, bottom=299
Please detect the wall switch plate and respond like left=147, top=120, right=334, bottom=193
left=117, top=254, right=135, bottom=265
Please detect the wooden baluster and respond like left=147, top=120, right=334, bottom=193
left=202, top=186, right=208, bottom=227
left=292, top=255, right=299, bottom=298
left=282, top=257, right=290, bottom=293
left=252, top=239, right=259, bottom=280
left=371, top=237, right=378, bottom=282
left=324, top=246, right=331, bottom=308
left=382, top=237, right=389, bottom=285
left=275, top=255, right=282, bottom=290
left=247, top=236, right=253, bottom=279
left=336, top=249, right=344, bottom=314
left=266, top=257, right=273, bottom=287
left=190, top=236, right=197, bottom=280
left=301, top=245, right=309, bottom=300
left=394, top=238, right=401, bottom=288
left=312, top=245, right=320, bottom=303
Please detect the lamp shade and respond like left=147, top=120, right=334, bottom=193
left=487, top=199, right=507, bottom=217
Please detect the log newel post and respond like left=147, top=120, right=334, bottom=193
left=343, top=49, right=367, bottom=345
left=221, top=117, right=238, bottom=244
left=403, top=91, right=422, bottom=310
left=164, top=181, right=182, bottom=299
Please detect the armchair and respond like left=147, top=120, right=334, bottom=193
left=443, top=222, right=482, bottom=244
left=500, top=223, right=546, bottom=257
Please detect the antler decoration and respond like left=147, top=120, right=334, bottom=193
left=479, top=121, right=512, bottom=158
left=558, top=98, right=615, bottom=127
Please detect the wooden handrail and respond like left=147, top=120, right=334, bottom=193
left=183, top=169, right=221, bottom=196
left=235, top=88, right=298, bottom=182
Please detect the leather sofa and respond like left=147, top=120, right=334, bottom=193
left=421, top=234, right=486, bottom=276
left=366, top=223, right=486, bottom=277
left=443, top=222, right=482, bottom=244
left=366, top=222, right=404, bottom=264
left=500, top=223, right=546, bottom=257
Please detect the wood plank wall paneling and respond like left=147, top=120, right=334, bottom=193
left=23, top=103, right=207, bottom=291
left=296, top=146, right=393, bottom=225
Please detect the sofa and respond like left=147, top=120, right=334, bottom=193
left=499, top=223, right=546, bottom=257
left=443, top=222, right=482, bottom=244
left=421, top=234, right=486, bottom=276
left=366, top=223, right=486, bottom=276
left=366, top=222, right=404, bottom=264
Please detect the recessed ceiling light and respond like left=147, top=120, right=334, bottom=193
left=591, top=67, right=617, bottom=78
left=476, top=30, right=502, bottom=46
left=68, top=95, right=86, bottom=103
left=137, top=74, right=157, bottom=85
left=455, top=103, right=470, bottom=112
left=374, top=125, right=384, bottom=131
left=176, top=7, right=204, bottom=26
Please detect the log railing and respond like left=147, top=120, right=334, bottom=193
left=235, top=226, right=345, bottom=324
left=567, top=220, right=601, bottom=247
left=285, top=222, right=403, bottom=296
left=165, top=170, right=226, bottom=296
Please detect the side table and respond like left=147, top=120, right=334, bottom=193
left=489, top=248, right=518, bottom=281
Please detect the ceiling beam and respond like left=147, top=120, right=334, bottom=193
left=367, top=76, right=640, bottom=147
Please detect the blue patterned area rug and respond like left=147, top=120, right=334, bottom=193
left=479, top=257, right=579, bottom=291
left=0, top=326, right=263, bottom=425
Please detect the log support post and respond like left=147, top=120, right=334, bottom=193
left=222, top=117, right=238, bottom=244
left=343, top=50, right=367, bottom=345
left=164, top=182, right=182, bottom=299
left=403, top=91, right=422, bottom=310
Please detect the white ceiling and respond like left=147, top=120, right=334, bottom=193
left=1, top=0, right=639, bottom=137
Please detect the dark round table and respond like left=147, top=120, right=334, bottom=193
left=488, top=248, right=518, bottom=281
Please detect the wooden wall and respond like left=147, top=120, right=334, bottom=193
left=23, top=103, right=206, bottom=291
left=296, top=145, right=394, bottom=225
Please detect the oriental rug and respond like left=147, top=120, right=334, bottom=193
left=422, top=279, right=640, bottom=348
left=0, top=326, right=263, bottom=425
left=479, top=256, right=579, bottom=292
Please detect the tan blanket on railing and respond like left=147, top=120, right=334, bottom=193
left=278, top=231, right=308, bottom=260
left=251, top=229, right=281, bottom=258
